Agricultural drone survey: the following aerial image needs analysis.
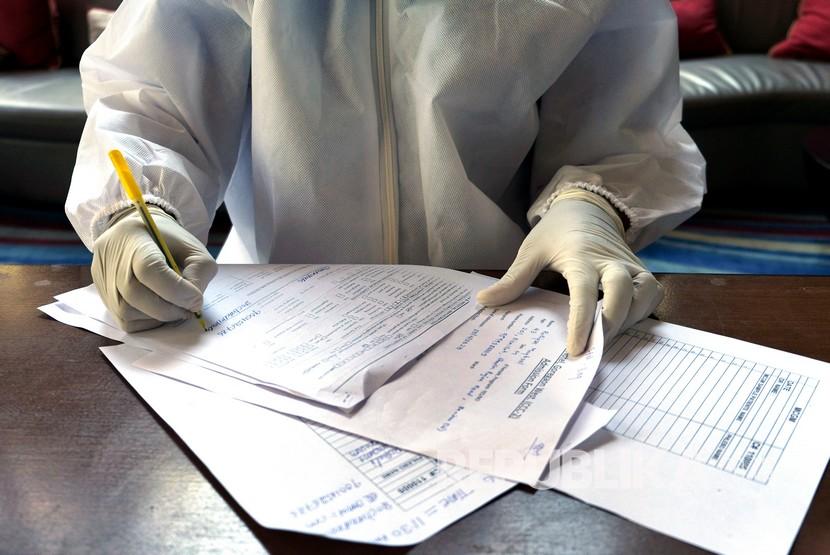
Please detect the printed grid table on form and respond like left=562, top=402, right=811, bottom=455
left=307, top=422, right=476, bottom=513
left=587, top=328, right=819, bottom=484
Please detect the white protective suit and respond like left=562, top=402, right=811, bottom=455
left=66, top=0, right=705, bottom=269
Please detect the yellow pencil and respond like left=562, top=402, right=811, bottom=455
left=108, top=149, right=207, bottom=331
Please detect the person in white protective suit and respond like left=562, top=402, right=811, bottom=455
left=65, top=0, right=706, bottom=356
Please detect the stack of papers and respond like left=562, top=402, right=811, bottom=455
left=41, top=264, right=830, bottom=553
left=41, top=264, right=611, bottom=543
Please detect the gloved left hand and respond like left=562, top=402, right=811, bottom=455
left=476, top=188, right=663, bottom=357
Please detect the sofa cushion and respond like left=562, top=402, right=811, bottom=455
left=770, top=0, right=830, bottom=63
left=0, top=0, right=60, bottom=69
left=0, top=68, right=85, bottom=142
left=671, top=0, right=730, bottom=59
left=680, top=54, right=830, bottom=127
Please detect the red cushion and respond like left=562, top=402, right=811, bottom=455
left=671, top=0, right=731, bottom=59
left=0, top=0, right=60, bottom=69
left=770, top=0, right=830, bottom=62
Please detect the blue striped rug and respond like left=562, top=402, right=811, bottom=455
left=3, top=205, right=829, bottom=274
left=637, top=210, right=830, bottom=275
left=0, top=204, right=225, bottom=264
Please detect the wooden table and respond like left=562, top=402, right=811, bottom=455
left=2, top=265, right=829, bottom=554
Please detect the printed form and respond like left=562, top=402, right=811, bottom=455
left=54, top=265, right=480, bottom=409
left=98, top=343, right=610, bottom=544
left=44, top=282, right=606, bottom=486
left=541, top=319, right=830, bottom=555
left=99, top=344, right=513, bottom=544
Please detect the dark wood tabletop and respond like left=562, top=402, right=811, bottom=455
left=2, top=265, right=829, bottom=554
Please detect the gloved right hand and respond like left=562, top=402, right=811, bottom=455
left=91, top=206, right=218, bottom=332
left=477, top=189, right=663, bottom=357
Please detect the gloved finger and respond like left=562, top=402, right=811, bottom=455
left=476, top=249, right=543, bottom=306
left=132, top=244, right=204, bottom=312
left=90, top=254, right=113, bottom=308
left=117, top=275, right=194, bottom=323
left=100, top=288, right=165, bottom=331
left=181, top=252, right=218, bottom=293
left=92, top=255, right=145, bottom=325
left=620, top=271, right=664, bottom=332
left=599, top=264, right=634, bottom=340
left=563, top=265, right=599, bottom=357
left=117, top=315, right=165, bottom=334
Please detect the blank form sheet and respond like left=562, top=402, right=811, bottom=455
left=542, top=319, right=830, bottom=555
left=588, top=327, right=816, bottom=484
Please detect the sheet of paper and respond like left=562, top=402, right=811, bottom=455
left=54, top=264, right=482, bottom=409
left=40, top=301, right=127, bottom=341
left=98, top=343, right=511, bottom=544
left=540, top=319, right=830, bottom=555
left=43, top=281, right=605, bottom=485
left=97, top=344, right=611, bottom=544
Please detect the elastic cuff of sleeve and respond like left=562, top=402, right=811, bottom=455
left=550, top=188, right=626, bottom=237
left=535, top=181, right=639, bottom=240
left=89, top=194, right=183, bottom=242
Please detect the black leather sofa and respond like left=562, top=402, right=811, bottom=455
left=0, top=0, right=103, bottom=205
left=680, top=0, right=830, bottom=210
left=2, top=0, right=829, bottom=212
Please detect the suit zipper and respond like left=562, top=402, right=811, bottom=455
left=372, top=0, right=399, bottom=264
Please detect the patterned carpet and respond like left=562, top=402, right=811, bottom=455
left=0, top=204, right=227, bottom=264
left=2, top=204, right=830, bottom=274
left=637, top=210, right=830, bottom=275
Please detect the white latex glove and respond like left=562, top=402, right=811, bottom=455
left=477, top=189, right=663, bottom=357
left=91, top=206, right=218, bottom=332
